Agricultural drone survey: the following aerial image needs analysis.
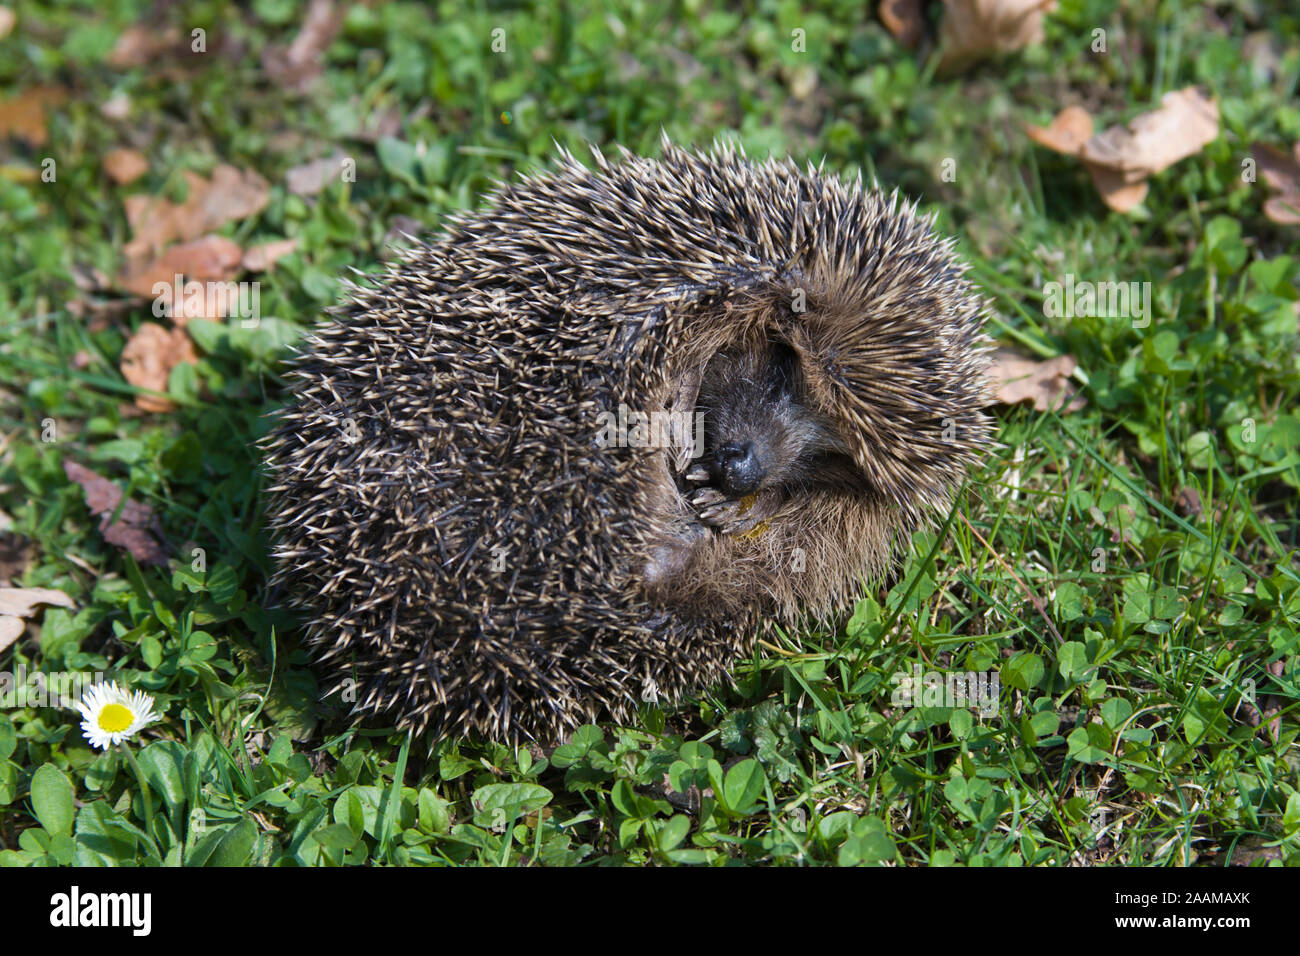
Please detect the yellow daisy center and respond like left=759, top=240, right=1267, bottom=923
left=97, top=703, right=134, bottom=733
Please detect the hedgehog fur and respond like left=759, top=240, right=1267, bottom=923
left=263, top=139, right=992, bottom=744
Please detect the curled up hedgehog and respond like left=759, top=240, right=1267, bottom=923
left=263, top=140, right=992, bottom=744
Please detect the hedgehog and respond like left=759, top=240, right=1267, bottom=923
left=262, top=139, right=992, bottom=744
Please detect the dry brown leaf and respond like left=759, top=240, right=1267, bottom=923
left=0, top=7, right=15, bottom=40
left=1264, top=194, right=1300, bottom=225
left=1251, top=142, right=1300, bottom=225
left=122, top=165, right=269, bottom=263
left=262, top=0, right=344, bottom=93
left=1025, top=105, right=1094, bottom=154
left=119, top=321, right=199, bottom=412
left=0, top=586, right=75, bottom=618
left=0, top=617, right=24, bottom=652
left=1027, top=88, right=1217, bottom=212
left=0, top=85, right=67, bottom=147
left=200, top=164, right=272, bottom=224
left=939, top=0, right=1055, bottom=71
left=1252, top=142, right=1300, bottom=192
left=65, top=460, right=131, bottom=515
left=880, top=0, right=925, bottom=48
left=1080, top=87, right=1219, bottom=184
left=989, top=348, right=1086, bottom=413
left=0, top=616, right=22, bottom=652
left=103, top=147, right=149, bottom=185
left=242, top=237, right=299, bottom=272
left=1085, top=161, right=1149, bottom=213
left=107, top=25, right=182, bottom=67
left=119, top=235, right=243, bottom=300
left=116, top=165, right=268, bottom=297
left=285, top=154, right=348, bottom=195
left=0, top=586, right=72, bottom=655
left=63, top=461, right=168, bottom=565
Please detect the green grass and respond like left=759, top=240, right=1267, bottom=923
left=1, top=0, right=1298, bottom=866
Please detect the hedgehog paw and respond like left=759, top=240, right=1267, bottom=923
left=691, top=488, right=783, bottom=536
left=693, top=494, right=761, bottom=535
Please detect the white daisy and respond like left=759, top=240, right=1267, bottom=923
left=75, top=681, right=161, bottom=750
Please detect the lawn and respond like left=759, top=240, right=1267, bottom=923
left=0, top=0, right=1297, bottom=866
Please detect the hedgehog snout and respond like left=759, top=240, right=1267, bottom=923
left=713, top=440, right=765, bottom=497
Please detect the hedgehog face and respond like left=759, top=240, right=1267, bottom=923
left=682, top=342, right=858, bottom=533
left=641, top=335, right=882, bottom=606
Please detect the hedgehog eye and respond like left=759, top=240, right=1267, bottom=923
left=769, top=342, right=799, bottom=390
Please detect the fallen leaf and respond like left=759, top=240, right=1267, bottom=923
left=1027, top=88, right=1218, bottom=212
left=199, top=164, right=272, bottom=224
left=63, top=461, right=169, bottom=565
left=0, top=616, right=22, bottom=652
left=118, top=234, right=243, bottom=300
left=119, top=321, right=199, bottom=412
left=0, top=85, right=67, bottom=147
left=0, top=586, right=75, bottom=618
left=103, top=147, right=149, bottom=185
left=0, top=7, right=14, bottom=40
left=939, top=0, right=1055, bottom=71
left=1263, top=194, right=1300, bottom=225
left=262, top=0, right=344, bottom=93
left=242, top=237, right=299, bottom=272
left=989, top=348, right=1086, bottom=413
left=1025, top=105, right=1093, bottom=154
left=285, top=154, right=349, bottom=196
left=116, top=165, right=269, bottom=297
left=1084, top=161, right=1149, bottom=213
left=107, top=24, right=182, bottom=67
left=1252, top=142, right=1300, bottom=192
left=881, top=0, right=925, bottom=48
left=122, top=165, right=270, bottom=263
left=1080, top=88, right=1219, bottom=184
left=1251, top=142, right=1300, bottom=225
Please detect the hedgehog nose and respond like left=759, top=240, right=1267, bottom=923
left=716, top=441, right=763, bottom=497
